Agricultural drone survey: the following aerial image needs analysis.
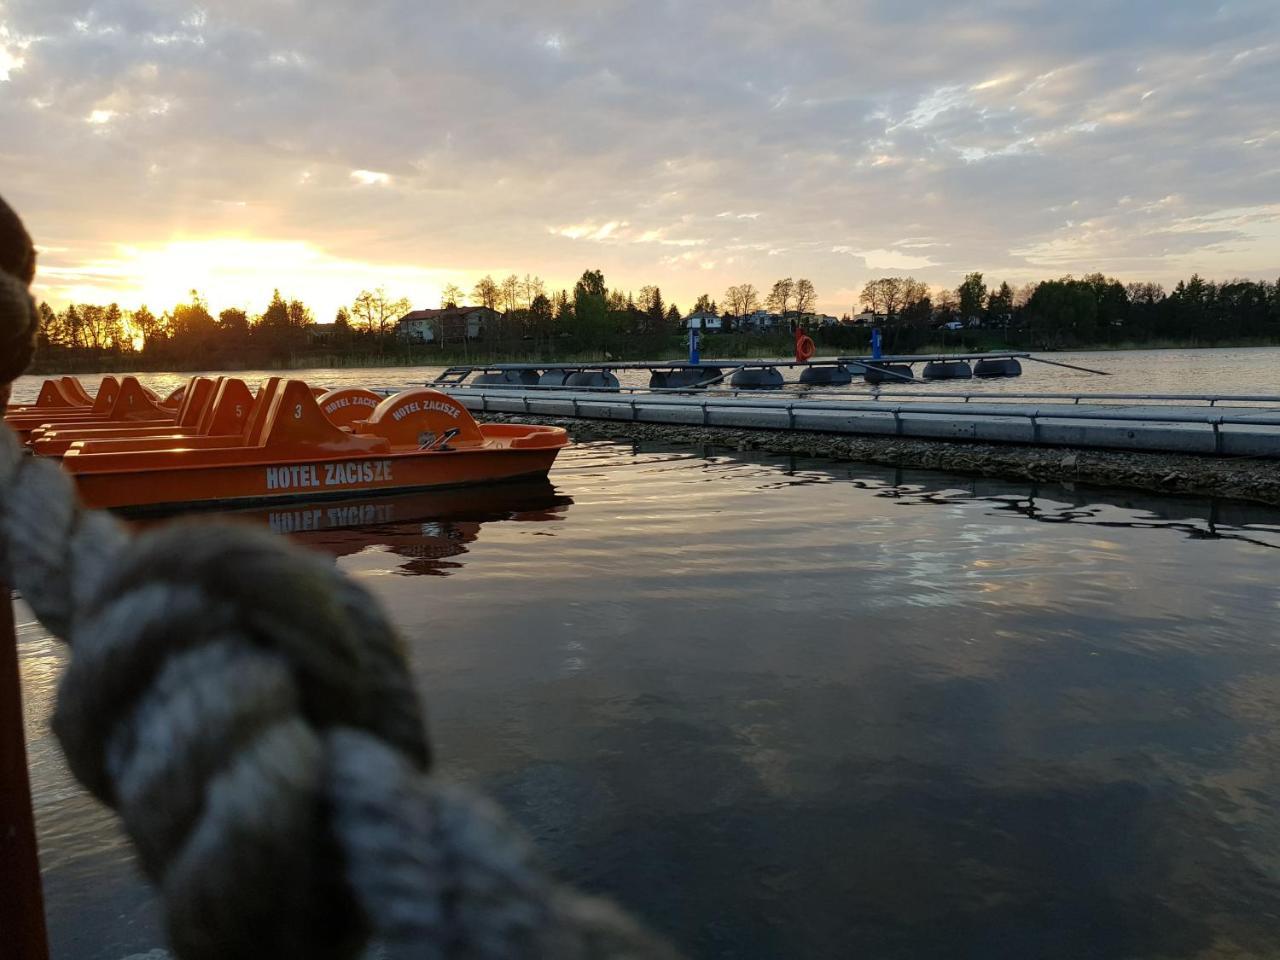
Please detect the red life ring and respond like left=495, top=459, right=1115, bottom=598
left=795, top=333, right=815, bottom=362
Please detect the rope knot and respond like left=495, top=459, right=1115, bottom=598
left=0, top=194, right=38, bottom=398
left=52, top=521, right=431, bottom=959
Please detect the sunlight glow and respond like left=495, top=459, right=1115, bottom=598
left=30, top=237, right=475, bottom=323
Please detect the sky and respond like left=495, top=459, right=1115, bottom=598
left=0, top=0, right=1278, bottom=323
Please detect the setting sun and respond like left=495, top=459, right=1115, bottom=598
left=33, top=237, right=463, bottom=320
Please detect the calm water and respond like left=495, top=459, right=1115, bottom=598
left=10, top=344, right=1280, bottom=403
left=17, top=435, right=1280, bottom=959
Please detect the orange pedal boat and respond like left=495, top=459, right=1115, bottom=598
left=6, top=375, right=175, bottom=443
left=30, top=379, right=383, bottom=457
left=61, top=378, right=569, bottom=511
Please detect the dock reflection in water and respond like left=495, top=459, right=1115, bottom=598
left=22, top=441, right=1280, bottom=960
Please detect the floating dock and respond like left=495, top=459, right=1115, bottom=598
left=438, top=386, right=1280, bottom=459
left=430, top=350, right=1105, bottom=391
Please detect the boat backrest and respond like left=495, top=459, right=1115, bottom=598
left=106, top=377, right=167, bottom=420
left=317, top=388, right=383, bottom=429
left=174, top=377, right=218, bottom=427
left=356, top=389, right=485, bottom=447
left=241, top=377, right=283, bottom=445
left=30, top=379, right=78, bottom=408
left=160, top=384, right=187, bottom=410
left=200, top=379, right=256, bottom=436
left=257, top=379, right=367, bottom=449
left=60, top=377, right=95, bottom=406
left=89, top=376, right=122, bottom=414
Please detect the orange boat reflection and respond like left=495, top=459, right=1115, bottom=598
left=137, top=479, right=574, bottom=575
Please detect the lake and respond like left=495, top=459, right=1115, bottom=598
left=15, top=426, right=1280, bottom=959
left=10, top=344, right=1280, bottom=403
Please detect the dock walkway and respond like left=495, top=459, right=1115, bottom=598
left=442, top=387, right=1280, bottom=458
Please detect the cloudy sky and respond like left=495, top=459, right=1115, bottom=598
left=1, top=0, right=1277, bottom=321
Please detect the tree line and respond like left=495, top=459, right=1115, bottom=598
left=30, top=267, right=1280, bottom=370
left=853, top=271, right=1280, bottom=349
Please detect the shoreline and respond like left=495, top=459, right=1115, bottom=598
left=479, top=413, right=1280, bottom=507
left=24, top=339, right=1280, bottom=376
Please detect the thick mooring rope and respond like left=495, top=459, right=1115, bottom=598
left=0, top=196, right=678, bottom=960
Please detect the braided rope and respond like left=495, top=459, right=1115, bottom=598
left=0, top=196, right=678, bottom=960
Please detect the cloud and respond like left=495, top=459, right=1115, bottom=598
left=835, top=247, right=938, bottom=270
left=350, top=169, right=391, bottom=186
left=0, top=0, right=1276, bottom=320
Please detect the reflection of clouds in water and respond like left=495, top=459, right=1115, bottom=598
left=23, top=437, right=1280, bottom=960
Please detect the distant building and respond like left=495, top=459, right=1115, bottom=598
left=685, top=309, right=723, bottom=332
left=738, top=309, right=781, bottom=330
left=396, top=306, right=500, bottom=343
left=847, top=311, right=886, bottom=326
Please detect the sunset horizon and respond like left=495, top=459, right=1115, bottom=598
left=4, top=1, right=1277, bottom=324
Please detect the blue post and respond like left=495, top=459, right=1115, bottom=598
left=871, top=327, right=882, bottom=360
left=689, top=323, right=700, bottom=365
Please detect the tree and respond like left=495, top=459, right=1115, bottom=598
left=522, top=274, right=545, bottom=309
left=36, top=301, right=60, bottom=347
left=1126, top=281, right=1164, bottom=306
left=665, top=304, right=682, bottom=330
left=573, top=269, right=608, bottom=345
left=861, top=278, right=901, bottom=317
left=1082, top=272, right=1128, bottom=331
left=103, top=303, right=126, bottom=349
left=766, top=277, right=796, bottom=315
left=693, top=293, right=717, bottom=314
left=500, top=274, right=521, bottom=313
left=1024, top=278, right=1098, bottom=345
left=286, top=297, right=312, bottom=329
left=575, top=269, right=606, bottom=298
left=859, top=277, right=928, bottom=319
left=929, top=290, right=957, bottom=328
left=472, top=275, right=500, bottom=311
left=79, top=304, right=110, bottom=349
left=440, top=284, right=464, bottom=309
left=351, top=287, right=410, bottom=340
left=723, top=283, right=760, bottom=317
left=167, top=291, right=219, bottom=353
left=130, top=304, right=162, bottom=348
left=552, top=290, right=574, bottom=336
left=334, top=306, right=351, bottom=329
left=528, top=292, right=553, bottom=342
left=61, top=304, right=82, bottom=348
left=957, top=272, right=987, bottom=322
left=901, top=278, right=929, bottom=309
left=260, top=289, right=290, bottom=328
left=986, top=281, right=1014, bottom=334
left=218, top=307, right=250, bottom=337
left=168, top=291, right=217, bottom=340
left=794, top=278, right=817, bottom=315
left=637, top=285, right=666, bottom=334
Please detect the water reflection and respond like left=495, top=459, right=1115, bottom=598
left=137, top=479, right=574, bottom=575
left=667, top=440, right=1280, bottom=551
left=23, top=440, right=1280, bottom=960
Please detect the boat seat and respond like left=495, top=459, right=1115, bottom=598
left=354, top=389, right=486, bottom=449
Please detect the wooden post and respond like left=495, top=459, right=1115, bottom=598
left=0, top=580, right=50, bottom=959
